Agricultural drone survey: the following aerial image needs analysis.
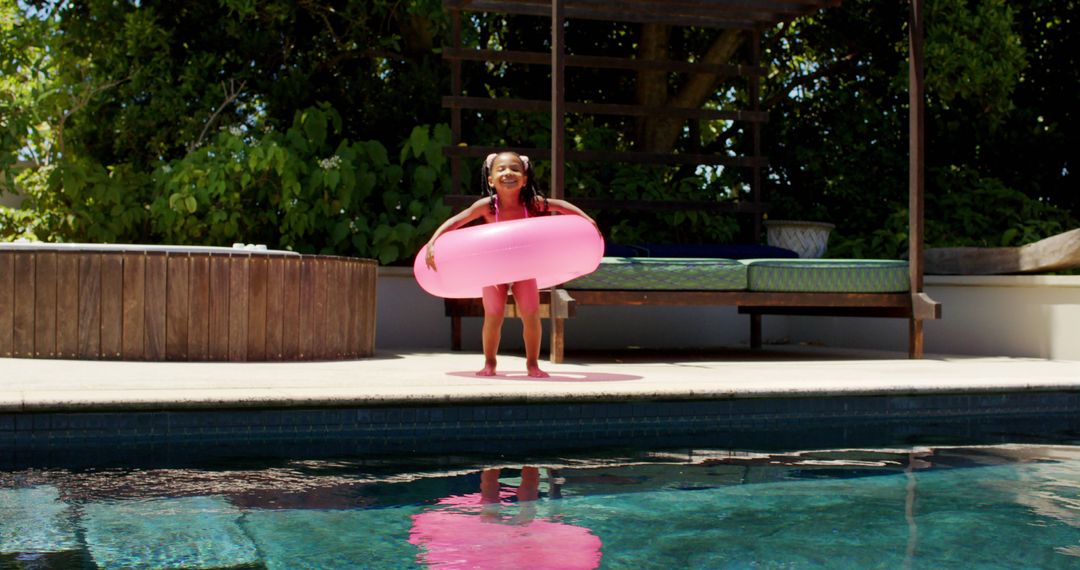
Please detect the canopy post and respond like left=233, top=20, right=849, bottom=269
left=551, top=0, right=566, bottom=200
left=909, top=0, right=940, bottom=357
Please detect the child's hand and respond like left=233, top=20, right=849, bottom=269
left=425, top=243, right=437, bottom=271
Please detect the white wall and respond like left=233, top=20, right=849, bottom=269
left=786, top=275, right=1080, bottom=360
left=377, top=268, right=1080, bottom=360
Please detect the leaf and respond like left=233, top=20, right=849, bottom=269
left=409, top=126, right=429, bottom=159
left=325, top=169, right=340, bottom=191
left=301, top=108, right=327, bottom=146
left=378, top=244, right=399, bottom=265
left=357, top=171, right=376, bottom=200
left=413, top=165, right=436, bottom=196
left=1001, top=227, right=1019, bottom=246
left=366, top=141, right=389, bottom=166
left=183, top=196, right=198, bottom=213
left=332, top=220, right=349, bottom=244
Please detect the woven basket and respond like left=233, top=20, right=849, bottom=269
left=764, top=220, right=835, bottom=258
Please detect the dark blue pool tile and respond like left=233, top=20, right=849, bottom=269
left=15, top=414, right=34, bottom=431
left=0, top=415, right=13, bottom=432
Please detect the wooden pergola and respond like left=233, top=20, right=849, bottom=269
left=442, top=0, right=941, bottom=357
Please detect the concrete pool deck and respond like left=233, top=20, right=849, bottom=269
left=3, top=347, right=1080, bottom=412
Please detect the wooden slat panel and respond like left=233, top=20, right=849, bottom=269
left=143, top=252, right=167, bottom=360
left=443, top=0, right=772, bottom=28
left=737, top=306, right=912, bottom=318
left=34, top=251, right=57, bottom=358
left=443, top=145, right=768, bottom=169
left=343, top=260, right=358, bottom=358
left=55, top=252, right=79, bottom=358
left=298, top=256, right=316, bottom=359
left=99, top=254, right=123, bottom=359
left=0, top=252, right=14, bottom=357
left=122, top=253, right=146, bottom=359
left=228, top=255, right=249, bottom=362
left=312, top=257, right=329, bottom=359
left=443, top=96, right=769, bottom=122
left=442, top=47, right=767, bottom=76
left=442, top=193, right=767, bottom=213
left=12, top=252, right=34, bottom=357
left=265, top=256, right=285, bottom=360
left=566, top=289, right=911, bottom=308
left=324, top=258, right=342, bottom=359
left=208, top=255, right=230, bottom=360
left=166, top=254, right=190, bottom=360
left=281, top=257, right=301, bottom=360
left=246, top=255, right=267, bottom=361
left=359, top=261, right=376, bottom=357
left=77, top=253, right=102, bottom=359
left=328, top=260, right=345, bottom=358
left=349, top=261, right=363, bottom=358
left=187, top=254, right=211, bottom=361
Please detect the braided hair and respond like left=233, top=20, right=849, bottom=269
left=481, top=152, right=548, bottom=216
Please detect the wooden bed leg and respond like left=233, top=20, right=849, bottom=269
left=750, top=313, right=762, bottom=349
left=908, top=318, right=924, bottom=359
left=551, top=317, right=565, bottom=364
left=451, top=315, right=463, bottom=351
left=548, top=288, right=569, bottom=363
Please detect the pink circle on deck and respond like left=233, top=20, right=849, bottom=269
left=414, top=216, right=604, bottom=299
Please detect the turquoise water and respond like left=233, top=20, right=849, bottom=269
left=3, top=445, right=1080, bottom=569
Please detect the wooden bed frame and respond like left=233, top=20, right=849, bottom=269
left=446, top=287, right=940, bottom=363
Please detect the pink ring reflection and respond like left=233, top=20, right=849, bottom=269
left=410, top=490, right=602, bottom=569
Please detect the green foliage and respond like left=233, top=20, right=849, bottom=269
left=567, top=163, right=740, bottom=246
left=827, top=166, right=1078, bottom=259
left=764, top=0, right=1073, bottom=262
left=2, top=109, right=452, bottom=264
left=2, top=0, right=1077, bottom=267
left=925, top=0, right=1026, bottom=126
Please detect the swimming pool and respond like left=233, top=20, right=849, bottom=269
left=3, top=442, right=1080, bottom=569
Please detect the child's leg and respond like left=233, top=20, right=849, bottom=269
left=478, top=284, right=509, bottom=376
left=510, top=279, right=548, bottom=378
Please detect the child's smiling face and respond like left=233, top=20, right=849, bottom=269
left=488, top=153, right=527, bottom=193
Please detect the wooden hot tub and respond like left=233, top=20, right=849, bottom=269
left=0, top=243, right=377, bottom=361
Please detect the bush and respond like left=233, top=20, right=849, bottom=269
left=826, top=165, right=1077, bottom=259
left=1, top=106, right=452, bottom=265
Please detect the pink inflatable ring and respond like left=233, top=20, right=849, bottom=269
left=414, top=215, right=604, bottom=299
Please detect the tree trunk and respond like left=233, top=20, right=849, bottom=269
left=635, top=24, right=671, bottom=150
left=636, top=27, right=745, bottom=153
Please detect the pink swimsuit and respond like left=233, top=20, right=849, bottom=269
left=492, top=196, right=528, bottom=222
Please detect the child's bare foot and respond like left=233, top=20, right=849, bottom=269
left=476, top=360, right=497, bottom=376
left=526, top=362, right=550, bottom=378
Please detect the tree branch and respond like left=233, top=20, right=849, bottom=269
left=763, top=52, right=856, bottom=110
left=56, top=76, right=127, bottom=159
left=190, top=79, right=247, bottom=152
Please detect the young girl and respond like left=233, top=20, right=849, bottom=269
left=424, top=151, right=597, bottom=378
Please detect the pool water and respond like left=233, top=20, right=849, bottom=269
left=3, top=444, right=1080, bottom=569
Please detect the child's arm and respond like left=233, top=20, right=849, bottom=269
left=544, top=198, right=599, bottom=230
left=425, top=198, right=490, bottom=270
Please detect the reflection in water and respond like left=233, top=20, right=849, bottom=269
left=5, top=446, right=1080, bottom=568
left=409, top=466, right=602, bottom=569
left=975, top=446, right=1080, bottom=559
left=903, top=449, right=933, bottom=570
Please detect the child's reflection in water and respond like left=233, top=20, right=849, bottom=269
left=409, top=466, right=601, bottom=570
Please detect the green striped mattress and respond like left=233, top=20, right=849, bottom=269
left=742, top=259, right=910, bottom=293
left=565, top=257, right=909, bottom=293
left=566, top=257, right=747, bottom=290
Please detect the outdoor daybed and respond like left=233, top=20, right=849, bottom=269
left=440, top=0, right=943, bottom=360
left=445, top=247, right=927, bottom=363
